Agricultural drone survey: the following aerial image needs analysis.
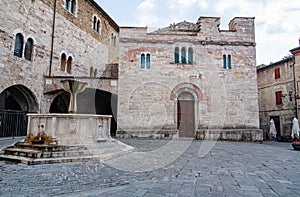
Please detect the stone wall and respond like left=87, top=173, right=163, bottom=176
left=0, top=0, right=118, bottom=113
left=257, top=57, right=295, bottom=139
left=117, top=17, right=261, bottom=140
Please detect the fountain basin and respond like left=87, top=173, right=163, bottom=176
left=27, top=113, right=111, bottom=145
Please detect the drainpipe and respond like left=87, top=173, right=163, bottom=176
left=49, top=0, right=57, bottom=76
left=292, top=56, right=298, bottom=119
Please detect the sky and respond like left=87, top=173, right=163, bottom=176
left=96, top=0, right=300, bottom=66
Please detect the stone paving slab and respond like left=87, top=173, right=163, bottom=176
left=0, top=139, right=299, bottom=196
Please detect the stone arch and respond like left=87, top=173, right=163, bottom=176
left=171, top=83, right=202, bottom=138
left=0, top=85, right=38, bottom=112
left=170, top=82, right=202, bottom=101
left=49, top=88, right=118, bottom=136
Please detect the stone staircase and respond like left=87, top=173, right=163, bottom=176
left=0, top=139, right=133, bottom=165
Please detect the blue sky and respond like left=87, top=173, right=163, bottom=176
left=96, top=0, right=300, bottom=65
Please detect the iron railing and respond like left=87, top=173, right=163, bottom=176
left=0, top=110, right=27, bottom=137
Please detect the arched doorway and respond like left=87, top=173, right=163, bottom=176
left=0, top=85, right=38, bottom=137
left=49, top=92, right=69, bottom=113
left=49, top=89, right=118, bottom=136
left=0, top=85, right=38, bottom=112
left=177, top=92, right=195, bottom=137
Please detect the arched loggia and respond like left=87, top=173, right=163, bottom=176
left=49, top=88, right=117, bottom=136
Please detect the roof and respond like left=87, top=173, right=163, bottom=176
left=290, top=46, right=300, bottom=53
left=89, top=0, right=119, bottom=32
left=257, top=56, right=294, bottom=71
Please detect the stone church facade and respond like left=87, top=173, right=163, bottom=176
left=117, top=18, right=262, bottom=140
left=0, top=0, right=262, bottom=140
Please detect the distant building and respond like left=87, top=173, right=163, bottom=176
left=257, top=56, right=295, bottom=140
left=257, top=40, right=300, bottom=141
left=117, top=17, right=262, bottom=140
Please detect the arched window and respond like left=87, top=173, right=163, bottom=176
left=67, top=56, right=72, bottom=73
left=141, top=54, right=145, bottom=68
left=223, top=55, right=226, bottom=69
left=93, top=16, right=97, bottom=31
left=70, top=0, right=76, bottom=14
left=181, top=47, right=186, bottom=64
left=227, top=55, right=231, bottom=69
left=24, top=38, right=33, bottom=61
left=174, top=47, right=179, bottom=63
left=146, top=54, right=150, bottom=69
left=94, top=68, right=97, bottom=77
left=66, top=0, right=70, bottom=10
left=188, top=47, right=193, bottom=64
left=97, top=19, right=100, bottom=33
left=61, top=53, right=67, bottom=71
left=14, top=33, right=24, bottom=58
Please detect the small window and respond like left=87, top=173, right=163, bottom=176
left=141, top=54, right=145, bottom=68
left=96, top=20, right=100, bottom=33
left=174, top=47, right=179, bottom=63
left=227, top=55, right=231, bottom=69
left=93, top=16, right=97, bottom=31
left=289, top=91, right=293, bottom=102
left=181, top=47, right=186, bottom=63
left=24, top=38, right=33, bottom=61
left=275, top=91, right=282, bottom=105
left=146, top=54, right=150, bottom=69
left=274, top=67, right=280, bottom=79
left=61, top=53, right=67, bottom=71
left=223, top=55, right=226, bottom=69
left=66, top=0, right=70, bottom=10
left=66, top=0, right=76, bottom=14
left=223, top=54, right=232, bottom=69
left=67, top=56, right=72, bottom=74
left=188, top=48, right=193, bottom=64
left=14, top=33, right=24, bottom=58
left=70, top=0, right=75, bottom=14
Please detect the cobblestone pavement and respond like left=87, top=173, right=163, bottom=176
left=0, top=138, right=300, bottom=197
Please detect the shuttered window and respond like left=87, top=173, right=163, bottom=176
left=274, top=68, right=280, bottom=79
left=275, top=91, right=282, bottom=105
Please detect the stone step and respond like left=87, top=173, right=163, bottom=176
left=13, top=142, right=87, bottom=152
left=3, top=148, right=91, bottom=159
left=0, top=149, right=132, bottom=165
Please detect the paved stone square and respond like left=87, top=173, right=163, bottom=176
left=0, top=138, right=300, bottom=197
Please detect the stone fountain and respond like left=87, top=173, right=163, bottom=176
left=0, top=79, right=133, bottom=164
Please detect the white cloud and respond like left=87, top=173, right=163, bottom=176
left=199, top=0, right=208, bottom=9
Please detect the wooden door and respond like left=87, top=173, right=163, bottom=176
left=178, top=100, right=195, bottom=137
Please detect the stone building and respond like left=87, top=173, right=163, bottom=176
left=257, top=57, right=296, bottom=140
left=0, top=0, right=119, bottom=136
left=257, top=41, right=300, bottom=141
left=117, top=17, right=262, bottom=140
left=0, top=0, right=262, bottom=141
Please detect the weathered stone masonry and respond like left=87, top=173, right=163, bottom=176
left=0, top=0, right=119, bottom=114
left=117, top=17, right=262, bottom=141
